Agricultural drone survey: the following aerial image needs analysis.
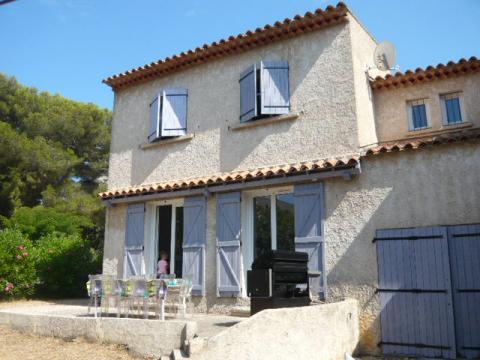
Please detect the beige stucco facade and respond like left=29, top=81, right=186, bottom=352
left=373, top=72, right=480, bottom=142
left=102, top=7, right=480, bottom=357
left=107, top=14, right=387, bottom=191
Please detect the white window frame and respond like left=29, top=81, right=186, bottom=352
left=240, top=186, right=293, bottom=281
left=145, top=198, right=184, bottom=276
left=440, top=92, right=465, bottom=126
left=407, top=99, right=431, bottom=131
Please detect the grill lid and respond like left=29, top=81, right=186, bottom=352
left=251, top=250, right=308, bottom=269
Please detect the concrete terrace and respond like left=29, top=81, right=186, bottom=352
left=0, top=299, right=359, bottom=360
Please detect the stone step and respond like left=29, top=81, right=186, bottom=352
left=229, top=306, right=250, bottom=317
left=171, top=349, right=189, bottom=359
left=184, top=336, right=207, bottom=356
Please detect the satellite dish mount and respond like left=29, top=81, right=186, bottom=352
left=373, top=41, right=397, bottom=71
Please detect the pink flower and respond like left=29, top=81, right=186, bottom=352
left=5, top=283, right=14, bottom=292
left=16, top=254, right=22, bottom=260
left=17, top=245, right=25, bottom=250
left=22, top=252, right=29, bottom=257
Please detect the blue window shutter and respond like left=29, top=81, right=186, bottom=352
left=260, top=60, right=290, bottom=115
left=294, top=183, right=325, bottom=298
left=124, top=203, right=145, bottom=277
left=182, top=196, right=207, bottom=296
left=161, top=88, right=188, bottom=137
left=239, top=64, right=257, bottom=122
left=216, top=192, right=242, bottom=297
left=412, top=104, right=427, bottom=129
left=445, top=98, right=462, bottom=123
left=148, top=94, right=161, bottom=142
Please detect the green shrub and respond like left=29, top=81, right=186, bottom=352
left=0, top=229, right=37, bottom=299
left=34, top=233, right=101, bottom=298
left=2, top=206, right=90, bottom=241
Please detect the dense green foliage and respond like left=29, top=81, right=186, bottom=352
left=0, top=73, right=111, bottom=299
left=0, top=229, right=37, bottom=298
left=34, top=233, right=101, bottom=298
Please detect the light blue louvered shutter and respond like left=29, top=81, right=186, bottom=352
left=239, top=64, right=257, bottom=122
left=260, top=60, right=290, bottom=115
left=182, top=196, right=207, bottom=296
left=216, top=192, right=242, bottom=297
left=161, top=88, right=187, bottom=137
left=294, top=183, right=325, bottom=297
left=124, top=203, right=145, bottom=277
left=148, top=94, right=161, bottom=143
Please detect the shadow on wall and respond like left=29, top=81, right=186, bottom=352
left=324, top=145, right=480, bottom=356
left=130, top=140, right=192, bottom=186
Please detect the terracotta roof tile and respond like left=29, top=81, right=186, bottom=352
left=363, top=128, right=480, bottom=156
left=102, top=3, right=348, bottom=91
left=99, top=155, right=360, bottom=200
left=371, top=57, right=480, bottom=90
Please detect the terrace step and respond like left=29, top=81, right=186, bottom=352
left=171, top=348, right=189, bottom=359
left=184, top=336, right=207, bottom=356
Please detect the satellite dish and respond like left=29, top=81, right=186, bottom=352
left=374, top=41, right=396, bottom=71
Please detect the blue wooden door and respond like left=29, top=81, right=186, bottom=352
left=216, top=192, right=242, bottom=297
left=182, top=196, right=207, bottom=296
left=376, top=226, right=456, bottom=359
left=448, top=224, right=480, bottom=359
left=124, top=203, right=145, bottom=277
left=294, top=183, right=325, bottom=298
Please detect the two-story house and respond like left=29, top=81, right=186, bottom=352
left=100, top=3, right=480, bottom=358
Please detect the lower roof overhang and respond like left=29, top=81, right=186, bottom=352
left=100, top=156, right=361, bottom=206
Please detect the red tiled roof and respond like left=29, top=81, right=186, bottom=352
left=363, top=128, right=480, bottom=156
left=99, top=155, right=360, bottom=200
left=371, top=57, right=480, bottom=90
left=102, top=2, right=349, bottom=90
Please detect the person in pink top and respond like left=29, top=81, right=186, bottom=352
left=157, top=251, right=169, bottom=278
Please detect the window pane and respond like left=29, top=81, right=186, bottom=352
left=445, top=98, right=462, bottom=124
left=253, top=196, right=271, bottom=260
left=412, top=104, right=427, bottom=129
left=174, top=207, right=183, bottom=277
left=276, top=193, right=295, bottom=252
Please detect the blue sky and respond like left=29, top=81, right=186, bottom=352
left=1, top=0, right=478, bottom=110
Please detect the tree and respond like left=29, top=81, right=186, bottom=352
left=0, top=73, right=112, bottom=249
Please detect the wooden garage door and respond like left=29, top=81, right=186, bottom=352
left=376, top=227, right=457, bottom=359
left=448, top=224, right=480, bottom=359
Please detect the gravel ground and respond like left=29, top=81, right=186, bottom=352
left=0, top=300, right=144, bottom=359
left=0, top=325, right=141, bottom=360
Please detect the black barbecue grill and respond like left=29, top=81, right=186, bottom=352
left=247, top=250, right=311, bottom=315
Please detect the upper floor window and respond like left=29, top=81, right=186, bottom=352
left=407, top=99, right=429, bottom=131
left=239, top=61, right=290, bottom=123
left=441, top=92, right=463, bottom=125
left=148, top=88, right=188, bottom=143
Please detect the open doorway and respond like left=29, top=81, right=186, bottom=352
left=156, top=204, right=183, bottom=277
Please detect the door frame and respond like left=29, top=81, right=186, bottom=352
left=145, top=198, right=184, bottom=275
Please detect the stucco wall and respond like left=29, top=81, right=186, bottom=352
left=373, top=73, right=480, bottom=142
left=103, top=205, right=127, bottom=276
left=348, top=13, right=386, bottom=148
left=193, top=299, right=359, bottom=360
left=107, top=22, right=362, bottom=190
left=324, top=142, right=480, bottom=354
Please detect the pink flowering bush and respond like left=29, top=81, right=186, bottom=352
left=0, top=229, right=37, bottom=299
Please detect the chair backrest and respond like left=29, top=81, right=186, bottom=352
left=129, top=278, right=149, bottom=298
left=88, top=274, right=104, bottom=296
left=150, top=279, right=168, bottom=300
left=178, top=279, right=193, bottom=297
